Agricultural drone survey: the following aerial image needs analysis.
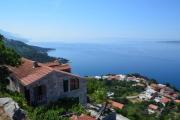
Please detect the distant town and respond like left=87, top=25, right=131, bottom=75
left=86, top=73, right=180, bottom=119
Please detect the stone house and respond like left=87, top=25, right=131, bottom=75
left=7, top=58, right=87, bottom=105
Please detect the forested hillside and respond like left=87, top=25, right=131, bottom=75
left=1, top=34, right=68, bottom=63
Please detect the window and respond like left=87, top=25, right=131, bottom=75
left=37, top=86, right=43, bottom=96
left=70, top=78, right=79, bottom=91
left=33, top=85, right=45, bottom=101
left=63, top=78, right=69, bottom=92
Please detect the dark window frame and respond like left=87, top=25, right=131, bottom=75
left=70, top=78, right=79, bottom=91
left=33, top=85, right=46, bottom=101
left=63, top=78, right=69, bottom=92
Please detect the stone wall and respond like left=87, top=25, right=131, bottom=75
left=26, top=71, right=87, bottom=105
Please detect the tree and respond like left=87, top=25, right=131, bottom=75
left=176, top=103, right=180, bottom=112
left=0, top=35, right=21, bottom=66
left=87, top=78, right=107, bottom=103
left=0, top=34, right=21, bottom=90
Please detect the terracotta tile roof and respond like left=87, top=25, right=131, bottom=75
left=9, top=58, right=79, bottom=86
left=174, top=100, right=180, bottom=103
left=107, top=76, right=118, bottom=80
left=9, top=58, right=41, bottom=79
left=44, top=60, right=62, bottom=67
left=20, top=66, right=53, bottom=86
left=51, top=64, right=71, bottom=71
left=8, top=58, right=53, bottom=86
left=160, top=97, right=171, bottom=103
left=70, top=114, right=96, bottom=120
left=148, top=104, right=158, bottom=110
left=44, top=61, right=71, bottom=72
left=109, top=100, right=124, bottom=109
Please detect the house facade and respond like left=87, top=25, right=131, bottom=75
left=7, top=58, right=87, bottom=105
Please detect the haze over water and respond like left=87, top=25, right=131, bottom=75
left=33, top=40, right=180, bottom=89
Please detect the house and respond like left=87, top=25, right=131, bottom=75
left=109, top=100, right=124, bottom=109
left=107, top=75, right=118, bottom=81
left=102, top=76, right=109, bottom=79
left=139, top=93, right=152, bottom=101
left=127, top=76, right=137, bottom=82
left=174, top=99, right=180, bottom=103
left=160, top=97, right=171, bottom=106
left=7, top=58, right=87, bottom=105
left=148, top=104, right=158, bottom=114
left=160, top=86, right=174, bottom=95
left=150, top=84, right=167, bottom=92
left=139, top=86, right=157, bottom=100
left=70, top=114, right=96, bottom=120
left=158, top=84, right=166, bottom=88
left=94, top=76, right=102, bottom=79
left=150, top=83, right=160, bottom=91
left=154, top=97, right=161, bottom=103
left=116, top=74, right=126, bottom=81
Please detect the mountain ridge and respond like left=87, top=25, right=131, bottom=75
left=1, top=34, right=68, bottom=63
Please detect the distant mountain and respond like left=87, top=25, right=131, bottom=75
left=0, top=29, right=28, bottom=43
left=1, top=34, right=68, bottom=63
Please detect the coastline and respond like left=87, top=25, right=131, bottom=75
left=37, top=41, right=180, bottom=89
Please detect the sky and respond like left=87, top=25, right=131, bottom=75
left=0, top=0, right=180, bottom=42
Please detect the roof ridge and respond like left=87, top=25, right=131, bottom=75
left=10, top=58, right=83, bottom=86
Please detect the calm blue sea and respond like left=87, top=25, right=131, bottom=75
left=31, top=41, right=180, bottom=89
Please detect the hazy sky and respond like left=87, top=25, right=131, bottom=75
left=0, top=0, right=180, bottom=42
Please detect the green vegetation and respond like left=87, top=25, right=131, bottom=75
left=2, top=34, right=68, bottom=63
left=87, top=77, right=180, bottom=120
left=0, top=91, right=86, bottom=120
left=87, top=78, right=145, bottom=103
left=105, top=80, right=145, bottom=97
left=0, top=35, right=21, bottom=66
left=29, top=98, right=86, bottom=120
left=0, top=35, right=21, bottom=90
left=87, top=78, right=107, bottom=103
left=159, top=102, right=180, bottom=120
left=116, top=101, right=158, bottom=120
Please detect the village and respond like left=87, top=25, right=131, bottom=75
left=90, top=74, right=180, bottom=119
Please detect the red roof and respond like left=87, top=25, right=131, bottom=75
left=107, top=76, right=118, bottom=80
left=160, top=97, right=171, bottom=103
left=70, top=114, right=96, bottom=120
left=44, top=60, right=71, bottom=72
left=109, top=100, right=124, bottom=109
left=174, top=100, right=180, bottom=103
left=148, top=104, right=158, bottom=110
left=44, top=60, right=62, bottom=67
left=51, top=64, right=71, bottom=71
left=9, top=58, right=78, bottom=86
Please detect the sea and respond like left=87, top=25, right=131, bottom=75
left=30, top=40, right=180, bottom=89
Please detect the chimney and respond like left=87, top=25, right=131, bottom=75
left=33, top=61, right=39, bottom=68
